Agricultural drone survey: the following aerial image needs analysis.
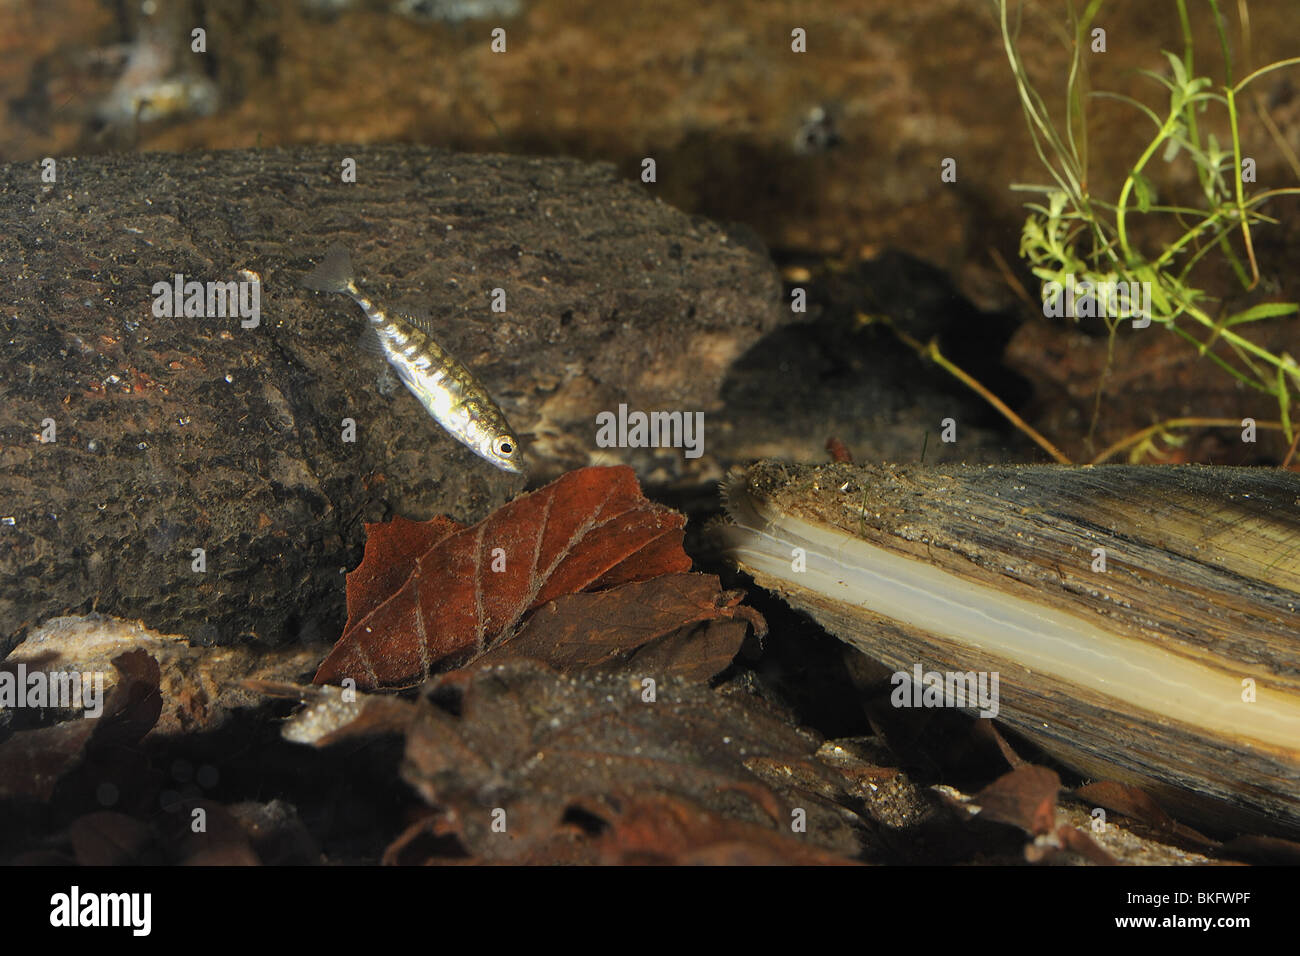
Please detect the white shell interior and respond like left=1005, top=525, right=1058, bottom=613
left=725, top=500, right=1300, bottom=752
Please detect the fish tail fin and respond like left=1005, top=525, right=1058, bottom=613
left=302, top=246, right=354, bottom=294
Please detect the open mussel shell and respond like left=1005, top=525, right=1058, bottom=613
left=719, top=461, right=1300, bottom=837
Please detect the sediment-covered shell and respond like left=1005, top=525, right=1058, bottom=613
left=719, top=461, right=1300, bottom=836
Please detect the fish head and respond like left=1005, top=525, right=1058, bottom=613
left=481, top=431, right=526, bottom=474
left=457, top=402, right=526, bottom=473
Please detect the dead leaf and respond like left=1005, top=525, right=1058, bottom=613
left=1053, top=824, right=1119, bottom=865
left=0, top=719, right=99, bottom=803
left=344, top=515, right=464, bottom=626
left=45, top=798, right=316, bottom=866
left=395, top=658, right=865, bottom=863
left=85, top=649, right=163, bottom=749
left=66, top=812, right=155, bottom=866
left=1075, top=780, right=1174, bottom=828
left=267, top=683, right=418, bottom=747
left=581, top=792, right=862, bottom=865
left=0, top=649, right=161, bottom=802
left=969, top=719, right=1026, bottom=769
left=1075, top=780, right=1216, bottom=850
left=383, top=813, right=474, bottom=865
left=4, top=614, right=323, bottom=736
left=315, top=466, right=693, bottom=689
left=975, top=765, right=1060, bottom=835
left=478, top=572, right=763, bottom=680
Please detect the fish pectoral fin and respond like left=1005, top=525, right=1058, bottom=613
left=357, top=324, right=386, bottom=355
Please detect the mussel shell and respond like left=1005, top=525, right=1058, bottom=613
left=720, top=461, right=1300, bottom=836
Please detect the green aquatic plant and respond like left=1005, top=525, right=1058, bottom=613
left=999, top=0, right=1300, bottom=448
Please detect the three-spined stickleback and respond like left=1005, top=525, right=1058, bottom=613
left=302, top=246, right=525, bottom=474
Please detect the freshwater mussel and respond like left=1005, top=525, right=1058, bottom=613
left=720, top=461, right=1300, bottom=837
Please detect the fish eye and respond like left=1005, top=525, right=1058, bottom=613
left=494, top=438, right=515, bottom=457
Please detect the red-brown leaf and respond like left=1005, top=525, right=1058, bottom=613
left=585, top=793, right=862, bottom=865
left=477, top=572, right=762, bottom=680
left=1053, top=824, right=1119, bottom=865
left=1075, top=779, right=1216, bottom=849
left=66, top=812, right=155, bottom=866
left=315, top=466, right=692, bottom=689
left=0, top=649, right=161, bottom=802
left=393, top=658, right=866, bottom=863
left=975, top=765, right=1060, bottom=835
left=345, top=515, right=464, bottom=628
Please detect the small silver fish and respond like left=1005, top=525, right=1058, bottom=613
left=303, top=246, right=525, bottom=474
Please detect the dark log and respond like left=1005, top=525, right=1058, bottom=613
left=0, top=144, right=785, bottom=652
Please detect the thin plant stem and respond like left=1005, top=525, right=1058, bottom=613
left=1090, top=417, right=1286, bottom=464
left=857, top=312, right=1072, bottom=464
